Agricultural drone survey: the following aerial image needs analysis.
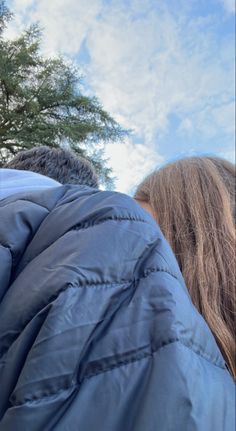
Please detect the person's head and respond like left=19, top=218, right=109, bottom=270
left=135, top=156, right=236, bottom=379
left=5, top=146, right=99, bottom=188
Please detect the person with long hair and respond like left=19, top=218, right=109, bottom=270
left=135, top=156, right=236, bottom=381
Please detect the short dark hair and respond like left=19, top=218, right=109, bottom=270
left=5, top=146, right=99, bottom=188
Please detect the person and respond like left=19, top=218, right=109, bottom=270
left=0, top=157, right=234, bottom=430
left=0, top=146, right=99, bottom=200
left=4, top=145, right=99, bottom=188
left=135, top=156, right=236, bottom=381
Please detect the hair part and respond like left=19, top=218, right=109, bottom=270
left=5, top=146, right=99, bottom=188
left=135, top=156, right=236, bottom=380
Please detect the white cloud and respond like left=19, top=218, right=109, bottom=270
left=8, top=0, right=34, bottom=10
left=178, top=101, right=235, bottom=140
left=6, top=0, right=235, bottom=191
left=220, top=0, right=235, bottom=14
left=7, top=0, right=103, bottom=55
left=86, top=6, right=180, bottom=142
left=178, top=118, right=194, bottom=135
left=85, top=1, right=234, bottom=145
left=105, top=140, right=163, bottom=194
left=212, top=102, right=235, bottom=135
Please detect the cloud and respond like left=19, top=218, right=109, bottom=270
left=87, top=4, right=181, bottom=141
left=6, top=0, right=235, bottom=191
left=105, top=140, right=164, bottom=194
left=179, top=101, right=235, bottom=140
left=11, top=0, right=34, bottom=8
left=85, top=2, right=234, bottom=160
left=220, top=0, right=235, bottom=14
left=7, top=0, right=103, bottom=55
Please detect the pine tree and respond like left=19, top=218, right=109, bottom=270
left=0, top=1, right=126, bottom=187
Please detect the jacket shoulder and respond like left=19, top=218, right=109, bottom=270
left=0, top=186, right=233, bottom=431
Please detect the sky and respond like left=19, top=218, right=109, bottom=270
left=6, top=0, right=235, bottom=193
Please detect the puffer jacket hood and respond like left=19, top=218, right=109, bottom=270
left=0, top=168, right=60, bottom=200
left=0, top=185, right=234, bottom=431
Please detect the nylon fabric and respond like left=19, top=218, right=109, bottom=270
left=0, top=186, right=234, bottom=430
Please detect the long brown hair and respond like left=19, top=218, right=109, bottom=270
left=135, top=156, right=236, bottom=380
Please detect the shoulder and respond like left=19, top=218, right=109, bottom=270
left=0, top=186, right=233, bottom=429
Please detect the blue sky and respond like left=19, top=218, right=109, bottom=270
left=6, top=0, right=235, bottom=192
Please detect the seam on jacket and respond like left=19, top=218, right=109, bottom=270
left=0, top=185, right=69, bottom=210
left=69, top=215, right=155, bottom=233
left=79, top=339, right=226, bottom=381
left=0, top=200, right=50, bottom=262
left=0, top=198, right=51, bottom=212
left=0, top=268, right=179, bottom=360
left=10, top=339, right=227, bottom=407
left=67, top=267, right=179, bottom=287
left=0, top=243, right=11, bottom=252
left=0, top=189, right=69, bottom=268
left=19, top=215, right=158, bottom=270
left=53, top=187, right=99, bottom=208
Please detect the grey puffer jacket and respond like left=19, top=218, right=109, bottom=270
left=0, top=185, right=234, bottom=431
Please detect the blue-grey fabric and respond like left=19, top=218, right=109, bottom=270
left=0, top=169, right=60, bottom=200
left=0, top=185, right=234, bottom=431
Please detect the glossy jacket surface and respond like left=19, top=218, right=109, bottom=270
left=0, top=186, right=234, bottom=430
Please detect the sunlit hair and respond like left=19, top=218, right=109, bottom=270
left=135, top=156, right=236, bottom=380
